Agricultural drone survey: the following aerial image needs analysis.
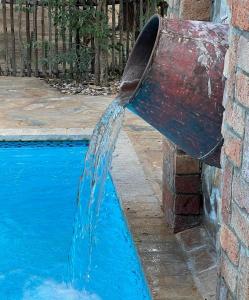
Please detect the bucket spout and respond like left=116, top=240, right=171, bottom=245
left=119, top=15, right=229, bottom=168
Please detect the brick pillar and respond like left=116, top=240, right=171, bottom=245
left=218, top=1, right=249, bottom=299
left=163, top=139, right=201, bottom=233
left=162, top=0, right=212, bottom=232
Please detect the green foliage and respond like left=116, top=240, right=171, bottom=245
left=39, top=0, right=110, bottom=80
left=14, top=0, right=104, bottom=79
left=11, top=0, right=162, bottom=81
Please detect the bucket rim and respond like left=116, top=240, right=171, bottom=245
left=120, top=14, right=161, bottom=105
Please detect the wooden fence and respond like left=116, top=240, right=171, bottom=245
left=0, top=0, right=168, bottom=83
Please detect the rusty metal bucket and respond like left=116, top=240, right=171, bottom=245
left=119, top=15, right=229, bottom=167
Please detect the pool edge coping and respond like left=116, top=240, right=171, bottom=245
left=0, top=128, right=93, bottom=141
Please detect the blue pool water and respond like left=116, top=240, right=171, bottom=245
left=0, top=141, right=151, bottom=300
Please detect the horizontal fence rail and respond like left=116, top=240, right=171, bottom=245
left=0, top=0, right=168, bottom=84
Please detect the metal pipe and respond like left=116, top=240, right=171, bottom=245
left=119, top=15, right=229, bottom=167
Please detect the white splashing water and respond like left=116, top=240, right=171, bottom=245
left=23, top=280, right=101, bottom=300
left=69, top=97, right=125, bottom=289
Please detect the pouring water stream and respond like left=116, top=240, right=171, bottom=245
left=69, top=81, right=137, bottom=289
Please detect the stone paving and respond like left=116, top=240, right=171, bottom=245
left=0, top=76, right=214, bottom=299
left=176, top=227, right=217, bottom=299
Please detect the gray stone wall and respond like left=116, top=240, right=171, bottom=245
left=201, top=0, right=230, bottom=243
left=212, top=0, right=230, bottom=23
left=202, top=165, right=222, bottom=243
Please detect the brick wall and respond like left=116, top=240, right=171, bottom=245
left=218, top=1, right=249, bottom=298
left=179, top=0, right=211, bottom=20
left=167, top=0, right=212, bottom=20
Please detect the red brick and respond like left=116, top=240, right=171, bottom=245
left=173, top=214, right=200, bottom=233
left=220, top=225, right=240, bottom=265
left=236, top=72, right=249, bottom=108
left=163, top=138, right=176, bottom=155
left=221, top=254, right=238, bottom=293
left=229, top=33, right=240, bottom=72
left=174, top=194, right=201, bottom=215
left=179, top=0, right=212, bottom=21
left=232, top=171, right=249, bottom=213
left=221, top=159, right=233, bottom=224
left=163, top=138, right=176, bottom=190
left=242, top=114, right=249, bottom=183
left=224, top=132, right=242, bottom=167
left=162, top=182, right=174, bottom=211
left=238, top=36, right=249, bottom=74
left=237, top=248, right=249, bottom=300
left=225, top=101, right=245, bottom=137
left=165, top=208, right=175, bottom=229
left=175, top=175, right=201, bottom=194
left=162, top=183, right=175, bottom=227
left=175, top=154, right=200, bottom=175
left=231, top=204, right=249, bottom=248
left=163, top=138, right=176, bottom=164
left=226, top=34, right=239, bottom=77
left=223, top=48, right=230, bottom=79
left=231, top=0, right=249, bottom=31
left=222, top=34, right=240, bottom=108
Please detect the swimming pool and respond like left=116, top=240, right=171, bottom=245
left=0, top=141, right=151, bottom=300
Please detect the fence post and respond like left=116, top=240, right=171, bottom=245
left=62, top=0, right=66, bottom=74
left=125, top=0, right=129, bottom=60
left=132, top=0, right=136, bottom=46
left=33, top=0, right=38, bottom=77
left=48, top=0, right=52, bottom=76
left=139, top=0, right=143, bottom=32
left=41, top=0, right=46, bottom=75
left=54, top=5, right=59, bottom=75
left=119, top=0, right=124, bottom=73
left=2, top=0, right=9, bottom=74
left=111, top=0, right=115, bottom=72
left=68, top=4, right=73, bottom=78
left=10, top=0, right=16, bottom=76
left=26, top=2, right=32, bottom=76
left=18, top=1, right=25, bottom=76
